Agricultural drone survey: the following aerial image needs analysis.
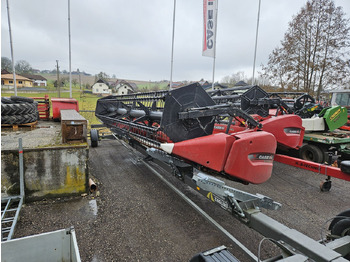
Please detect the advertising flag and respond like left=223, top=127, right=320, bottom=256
left=202, top=0, right=218, bottom=57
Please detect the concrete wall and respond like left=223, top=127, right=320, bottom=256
left=1, top=145, right=88, bottom=201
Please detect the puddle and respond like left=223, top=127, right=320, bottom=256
left=89, top=199, right=98, bottom=216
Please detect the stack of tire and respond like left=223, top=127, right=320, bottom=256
left=1, top=96, right=39, bottom=125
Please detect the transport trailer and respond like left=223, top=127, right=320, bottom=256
left=94, top=83, right=350, bottom=261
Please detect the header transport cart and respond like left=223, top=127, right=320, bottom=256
left=93, top=83, right=350, bottom=261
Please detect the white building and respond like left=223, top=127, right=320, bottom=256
left=113, top=80, right=136, bottom=95
left=21, top=74, right=47, bottom=87
left=92, top=79, right=112, bottom=95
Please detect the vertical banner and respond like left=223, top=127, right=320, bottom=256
left=202, top=0, right=218, bottom=57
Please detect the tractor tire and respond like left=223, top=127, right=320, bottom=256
left=90, top=129, right=99, bottom=147
left=1, top=102, right=38, bottom=116
left=1, top=113, right=38, bottom=125
left=1, top=97, right=13, bottom=104
left=10, top=96, right=35, bottom=103
left=340, top=161, right=350, bottom=174
left=299, top=144, right=324, bottom=163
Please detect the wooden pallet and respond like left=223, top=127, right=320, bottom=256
left=1, top=121, right=38, bottom=131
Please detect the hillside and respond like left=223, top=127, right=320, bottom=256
left=41, top=73, right=169, bottom=90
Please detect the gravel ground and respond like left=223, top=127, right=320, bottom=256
left=13, top=138, right=350, bottom=261
left=1, top=121, right=61, bottom=150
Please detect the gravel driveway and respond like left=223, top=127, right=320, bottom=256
left=13, top=138, right=350, bottom=261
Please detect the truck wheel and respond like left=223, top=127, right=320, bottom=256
left=90, top=129, right=99, bottom=147
left=299, top=144, right=324, bottom=163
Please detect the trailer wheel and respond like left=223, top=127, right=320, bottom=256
left=90, top=129, right=99, bottom=147
left=329, top=209, right=350, bottom=231
left=340, top=161, right=350, bottom=174
left=320, top=180, right=332, bottom=192
left=299, top=144, right=324, bottom=163
left=331, top=218, right=350, bottom=237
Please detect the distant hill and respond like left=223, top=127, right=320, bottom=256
left=40, top=73, right=169, bottom=90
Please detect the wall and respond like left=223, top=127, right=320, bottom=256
left=1, top=145, right=88, bottom=201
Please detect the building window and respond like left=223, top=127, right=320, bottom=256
left=9, top=80, right=13, bottom=84
left=19, top=81, right=23, bottom=84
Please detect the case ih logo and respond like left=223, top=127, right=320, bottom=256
left=284, top=128, right=301, bottom=134
left=206, top=0, right=215, bottom=50
left=248, top=153, right=274, bottom=161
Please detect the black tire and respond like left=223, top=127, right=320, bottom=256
left=1, top=103, right=38, bottom=116
left=1, top=112, right=38, bottom=124
left=299, top=144, right=324, bottom=163
left=340, top=161, right=350, bottom=174
left=10, top=96, right=34, bottom=103
left=90, top=129, right=99, bottom=147
left=329, top=209, right=350, bottom=231
left=1, top=97, right=13, bottom=104
left=320, top=180, right=332, bottom=192
left=331, top=218, right=350, bottom=237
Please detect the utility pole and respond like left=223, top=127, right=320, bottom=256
left=77, top=68, right=81, bottom=90
left=6, top=0, right=17, bottom=96
left=56, top=60, right=60, bottom=98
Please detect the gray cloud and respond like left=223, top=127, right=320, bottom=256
left=2, top=0, right=349, bottom=82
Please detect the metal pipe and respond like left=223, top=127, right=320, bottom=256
left=89, top=178, right=97, bottom=192
left=19, top=138, right=24, bottom=198
left=113, top=108, right=163, bottom=121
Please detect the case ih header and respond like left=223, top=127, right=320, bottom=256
left=94, top=83, right=350, bottom=261
left=95, top=83, right=304, bottom=185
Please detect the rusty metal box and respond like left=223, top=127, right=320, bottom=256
left=60, top=109, right=87, bottom=143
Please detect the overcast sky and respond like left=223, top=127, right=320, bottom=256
left=1, top=0, right=350, bottom=82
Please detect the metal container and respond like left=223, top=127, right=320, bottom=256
left=61, top=109, right=87, bottom=143
left=1, top=227, right=81, bottom=262
left=51, top=98, right=79, bottom=121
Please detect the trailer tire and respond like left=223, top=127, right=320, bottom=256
left=340, top=161, right=350, bottom=174
left=90, top=129, right=99, bottom=147
left=331, top=218, right=350, bottom=237
left=299, top=144, right=324, bottom=163
left=329, top=209, right=350, bottom=231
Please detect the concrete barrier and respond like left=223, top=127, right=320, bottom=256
left=1, top=145, right=88, bottom=201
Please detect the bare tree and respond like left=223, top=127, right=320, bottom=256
left=220, top=71, right=248, bottom=86
left=1, top=57, right=12, bottom=71
left=262, top=0, right=350, bottom=97
left=95, top=72, right=109, bottom=82
left=14, top=60, right=33, bottom=74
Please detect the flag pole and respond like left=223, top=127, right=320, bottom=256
left=68, top=0, right=72, bottom=98
left=211, top=0, right=218, bottom=91
left=252, top=0, right=261, bottom=86
left=169, top=0, right=176, bottom=90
